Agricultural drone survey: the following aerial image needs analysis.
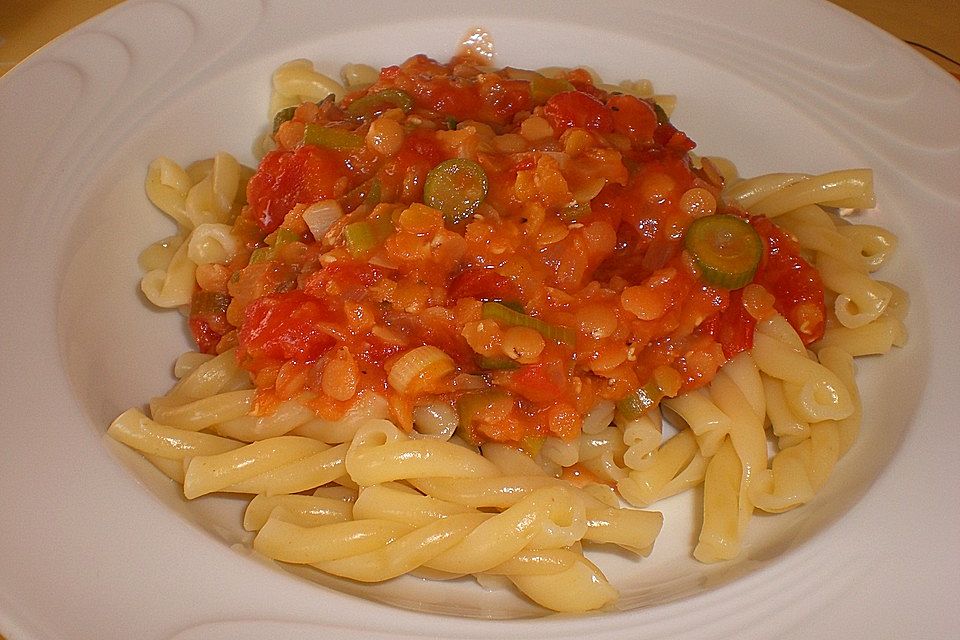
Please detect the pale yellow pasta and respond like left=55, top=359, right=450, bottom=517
left=750, top=348, right=855, bottom=513
left=149, top=389, right=256, bottom=431
left=186, top=222, right=237, bottom=265
left=410, top=474, right=559, bottom=510
left=618, top=406, right=663, bottom=467
left=577, top=426, right=628, bottom=484
left=761, top=373, right=811, bottom=444
left=539, top=435, right=580, bottom=468
left=880, top=281, right=910, bottom=321
left=166, top=348, right=249, bottom=402
left=226, top=443, right=350, bottom=497
left=312, top=512, right=490, bottom=581
left=344, top=419, right=500, bottom=485
left=183, top=435, right=328, bottom=498
left=578, top=504, right=663, bottom=555
left=107, top=408, right=243, bottom=460
left=694, top=436, right=744, bottom=563
left=482, top=548, right=579, bottom=576
left=255, top=516, right=414, bottom=564
left=179, top=153, right=242, bottom=228
left=507, top=553, right=617, bottom=613
left=242, top=493, right=353, bottom=531
left=816, top=315, right=908, bottom=356
left=817, top=253, right=892, bottom=328
left=411, top=400, right=459, bottom=440
left=353, top=483, right=475, bottom=525
left=581, top=399, right=616, bottom=435
left=617, top=428, right=702, bottom=507
left=140, top=235, right=196, bottom=308
left=775, top=205, right=866, bottom=271
left=705, top=354, right=766, bottom=549
left=817, top=346, right=863, bottom=456
left=423, top=487, right=588, bottom=574
left=138, top=234, right=182, bottom=272
left=723, top=172, right=807, bottom=210
left=746, top=169, right=875, bottom=217
left=269, top=58, right=346, bottom=117
left=661, top=389, right=731, bottom=458
left=481, top=442, right=550, bottom=476
left=751, top=315, right=854, bottom=422
left=172, top=351, right=215, bottom=378
left=215, top=398, right=317, bottom=441
left=340, top=62, right=379, bottom=88
left=836, top=224, right=898, bottom=272
left=142, top=454, right=189, bottom=483
left=145, top=157, right=191, bottom=228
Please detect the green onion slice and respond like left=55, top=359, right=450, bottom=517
left=501, top=67, right=573, bottom=105
left=481, top=301, right=576, bottom=346
left=475, top=355, right=520, bottom=371
left=346, top=88, right=414, bottom=120
left=615, top=382, right=664, bottom=421
left=343, top=208, right=394, bottom=258
left=303, top=123, right=364, bottom=150
left=652, top=102, right=670, bottom=126
left=684, top=214, right=763, bottom=289
left=423, top=158, right=489, bottom=226
left=272, top=105, right=298, bottom=133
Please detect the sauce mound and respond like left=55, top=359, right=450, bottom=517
left=191, top=53, right=823, bottom=449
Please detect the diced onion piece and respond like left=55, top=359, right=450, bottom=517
left=303, top=200, right=343, bottom=239
left=387, top=346, right=456, bottom=394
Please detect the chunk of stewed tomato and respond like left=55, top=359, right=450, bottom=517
left=236, top=289, right=338, bottom=370
left=750, top=215, right=826, bottom=345
left=246, top=145, right=350, bottom=233
left=543, top=90, right=613, bottom=133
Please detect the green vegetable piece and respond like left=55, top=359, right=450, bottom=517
left=481, top=301, right=576, bottom=346
left=502, top=67, right=572, bottom=105
left=615, top=383, right=664, bottom=421
left=272, top=105, right=298, bottom=133
left=684, top=214, right=763, bottom=289
left=423, top=158, right=489, bottom=226
left=346, top=88, right=414, bottom=120
left=530, top=74, right=575, bottom=105
left=271, top=227, right=300, bottom=247
left=248, top=246, right=273, bottom=264
left=343, top=208, right=394, bottom=257
left=475, top=355, right=520, bottom=371
left=303, top=123, right=364, bottom=150
left=343, top=221, right=377, bottom=257
left=652, top=102, right=670, bottom=126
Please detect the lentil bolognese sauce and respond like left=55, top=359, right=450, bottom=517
left=191, top=51, right=822, bottom=454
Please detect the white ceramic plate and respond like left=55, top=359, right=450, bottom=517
left=1, top=1, right=958, bottom=638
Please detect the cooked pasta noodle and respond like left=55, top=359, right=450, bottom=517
left=108, top=45, right=907, bottom=613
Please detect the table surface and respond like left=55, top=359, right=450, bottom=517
left=0, top=2, right=957, bottom=640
